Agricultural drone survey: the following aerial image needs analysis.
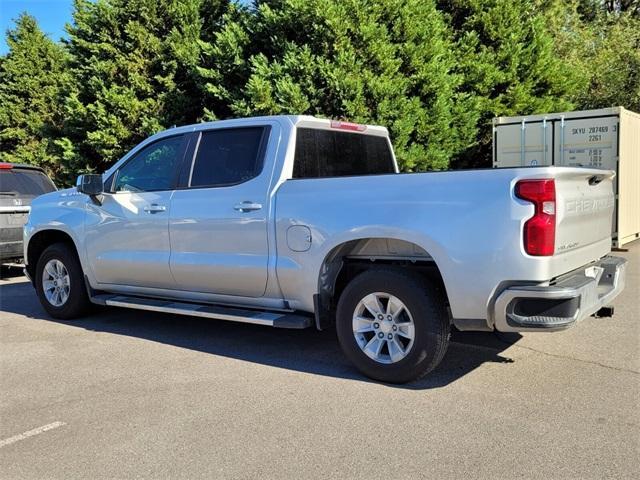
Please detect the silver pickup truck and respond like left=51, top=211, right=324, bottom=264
left=24, top=116, right=626, bottom=383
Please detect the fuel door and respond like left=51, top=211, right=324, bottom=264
left=287, top=225, right=312, bottom=252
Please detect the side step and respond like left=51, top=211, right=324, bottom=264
left=92, top=294, right=313, bottom=329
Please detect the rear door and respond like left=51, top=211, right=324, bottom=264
left=554, top=116, right=618, bottom=169
left=494, top=121, right=553, bottom=167
left=0, top=165, right=56, bottom=260
left=169, top=125, right=273, bottom=297
left=84, top=134, right=188, bottom=288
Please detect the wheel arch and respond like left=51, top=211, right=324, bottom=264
left=26, top=229, right=80, bottom=282
left=314, top=237, right=449, bottom=330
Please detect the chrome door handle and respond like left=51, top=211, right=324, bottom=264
left=234, top=201, right=263, bottom=212
left=143, top=204, right=167, bottom=214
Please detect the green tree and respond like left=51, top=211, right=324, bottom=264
left=440, top=0, right=587, bottom=167
left=60, top=0, right=227, bottom=176
left=542, top=0, right=640, bottom=112
left=0, top=13, right=71, bottom=181
left=200, top=0, right=476, bottom=171
left=575, top=12, right=640, bottom=111
left=583, top=1, right=640, bottom=17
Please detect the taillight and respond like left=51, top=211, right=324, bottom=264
left=0, top=162, right=13, bottom=169
left=515, top=179, right=556, bottom=256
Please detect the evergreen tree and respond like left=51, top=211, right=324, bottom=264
left=440, top=0, right=586, bottom=167
left=541, top=0, right=639, bottom=112
left=2, top=0, right=636, bottom=178
left=591, top=0, right=639, bottom=16
left=60, top=0, right=227, bottom=175
left=574, top=10, right=640, bottom=111
left=0, top=14, right=71, bottom=181
left=200, top=0, right=476, bottom=171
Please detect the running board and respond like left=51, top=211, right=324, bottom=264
left=92, top=294, right=313, bottom=329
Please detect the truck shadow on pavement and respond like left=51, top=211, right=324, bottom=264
left=0, top=275, right=521, bottom=390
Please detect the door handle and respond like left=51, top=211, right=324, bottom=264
left=143, top=204, right=167, bottom=214
left=234, top=201, right=263, bottom=212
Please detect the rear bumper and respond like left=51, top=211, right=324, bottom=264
left=0, top=240, right=24, bottom=262
left=0, top=221, right=26, bottom=262
left=493, top=255, right=627, bottom=332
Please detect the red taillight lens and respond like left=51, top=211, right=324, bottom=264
left=515, top=179, right=556, bottom=256
left=0, top=162, right=13, bottom=169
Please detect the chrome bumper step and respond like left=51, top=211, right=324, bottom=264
left=91, top=294, right=313, bottom=329
left=493, top=255, right=627, bottom=332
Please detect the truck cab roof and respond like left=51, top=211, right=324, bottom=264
left=154, top=115, right=390, bottom=141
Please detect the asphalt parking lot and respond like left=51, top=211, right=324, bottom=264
left=1, top=243, right=638, bottom=479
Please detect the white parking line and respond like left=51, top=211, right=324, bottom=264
left=0, top=421, right=66, bottom=448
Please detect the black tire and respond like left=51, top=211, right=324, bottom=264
left=336, top=267, right=450, bottom=383
left=35, top=242, right=91, bottom=319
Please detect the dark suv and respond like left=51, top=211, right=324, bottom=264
left=0, top=163, right=57, bottom=263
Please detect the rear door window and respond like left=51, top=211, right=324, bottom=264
left=0, top=169, right=57, bottom=196
left=189, top=127, right=269, bottom=188
left=293, top=128, right=395, bottom=178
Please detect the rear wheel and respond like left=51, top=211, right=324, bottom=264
left=336, top=267, right=450, bottom=383
left=35, top=242, right=91, bottom=319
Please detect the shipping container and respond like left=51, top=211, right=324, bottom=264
left=493, top=107, right=640, bottom=248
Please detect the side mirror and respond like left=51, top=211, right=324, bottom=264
left=76, top=174, right=103, bottom=196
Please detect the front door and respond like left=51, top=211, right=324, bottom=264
left=84, top=134, right=188, bottom=289
left=169, top=125, right=273, bottom=297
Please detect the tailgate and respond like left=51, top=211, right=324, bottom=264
left=554, top=168, right=615, bottom=255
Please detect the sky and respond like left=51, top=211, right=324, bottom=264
left=0, top=0, right=74, bottom=54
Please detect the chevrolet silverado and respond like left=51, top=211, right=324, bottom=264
left=23, top=116, right=626, bottom=382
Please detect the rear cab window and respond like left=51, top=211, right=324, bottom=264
left=0, top=168, right=57, bottom=197
left=293, top=128, right=396, bottom=178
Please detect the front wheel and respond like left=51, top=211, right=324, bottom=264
left=336, top=268, right=450, bottom=383
left=35, top=242, right=91, bottom=319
